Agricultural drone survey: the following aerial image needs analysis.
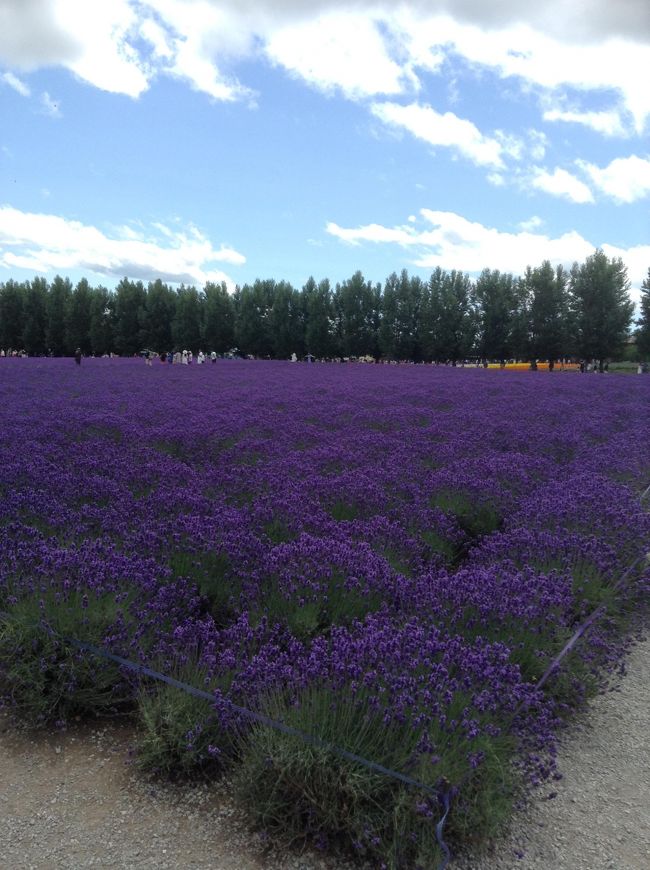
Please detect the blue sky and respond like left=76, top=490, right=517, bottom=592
left=1, top=0, right=649, bottom=303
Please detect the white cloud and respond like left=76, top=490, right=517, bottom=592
left=139, top=17, right=174, bottom=60
left=328, top=210, right=592, bottom=273
left=326, top=221, right=414, bottom=246
left=326, top=206, right=649, bottom=303
left=0, top=0, right=81, bottom=68
left=519, top=215, right=543, bottom=231
left=487, top=172, right=505, bottom=187
left=531, top=167, right=595, bottom=204
left=53, top=0, right=149, bottom=98
left=147, top=0, right=254, bottom=101
left=0, top=205, right=245, bottom=287
left=543, top=108, right=627, bottom=137
left=577, top=154, right=650, bottom=203
left=409, top=13, right=649, bottom=132
left=0, top=1, right=647, bottom=131
left=370, top=101, right=505, bottom=169
left=527, top=130, right=547, bottom=161
left=1, top=71, right=31, bottom=97
left=400, top=0, right=650, bottom=44
left=266, top=12, right=408, bottom=99
left=602, top=243, right=650, bottom=302
left=40, top=91, right=61, bottom=117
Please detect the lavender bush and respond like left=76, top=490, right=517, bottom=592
left=0, top=357, right=648, bottom=866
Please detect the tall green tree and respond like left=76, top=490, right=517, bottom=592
left=0, top=279, right=27, bottom=350
left=114, top=277, right=146, bottom=355
left=635, top=268, right=650, bottom=361
left=379, top=272, right=400, bottom=359
left=172, top=285, right=203, bottom=351
left=235, top=280, right=275, bottom=357
left=379, top=270, right=423, bottom=360
left=66, top=278, right=93, bottom=354
left=46, top=275, right=73, bottom=355
left=269, top=281, right=303, bottom=359
left=89, top=286, right=115, bottom=356
left=420, top=268, right=475, bottom=363
left=569, top=249, right=634, bottom=370
left=303, top=277, right=334, bottom=358
left=474, top=269, right=518, bottom=362
left=203, top=281, right=235, bottom=352
left=509, top=277, right=532, bottom=362
left=22, top=277, right=48, bottom=355
left=142, top=279, right=175, bottom=352
left=334, top=271, right=380, bottom=358
left=524, top=261, right=568, bottom=365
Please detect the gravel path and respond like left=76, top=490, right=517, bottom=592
left=0, top=718, right=349, bottom=870
left=1, top=636, right=648, bottom=870
left=456, top=633, right=650, bottom=870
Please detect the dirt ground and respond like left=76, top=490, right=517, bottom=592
left=0, top=716, right=342, bottom=870
left=2, top=635, right=649, bottom=869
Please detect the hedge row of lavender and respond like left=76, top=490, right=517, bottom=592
left=1, top=358, right=648, bottom=868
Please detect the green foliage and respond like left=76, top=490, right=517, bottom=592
left=379, top=269, right=423, bottom=361
left=304, top=277, right=335, bottom=358
left=569, top=249, right=634, bottom=364
left=420, top=529, right=466, bottom=567
left=328, top=499, right=360, bottom=521
left=250, top=572, right=384, bottom=641
left=236, top=687, right=517, bottom=869
left=88, top=285, right=114, bottom=356
left=430, top=490, right=503, bottom=539
left=0, top=589, right=133, bottom=725
left=46, top=275, right=74, bottom=355
left=0, top=279, right=26, bottom=349
left=22, top=277, right=48, bottom=355
left=172, top=285, right=203, bottom=351
left=262, top=518, right=296, bottom=544
left=66, top=278, right=94, bottom=354
left=142, top=279, right=176, bottom=352
left=235, top=280, right=275, bottom=357
left=420, top=268, right=475, bottom=363
left=334, top=270, right=381, bottom=358
left=636, top=268, right=650, bottom=360
left=1, top=253, right=642, bottom=361
left=203, top=281, right=235, bottom=352
left=169, top=549, right=237, bottom=626
left=525, top=260, right=569, bottom=363
left=474, top=268, right=519, bottom=362
left=114, top=277, right=146, bottom=355
left=135, top=661, right=236, bottom=776
left=270, top=282, right=304, bottom=359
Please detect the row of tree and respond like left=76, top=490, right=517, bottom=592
left=0, top=250, right=648, bottom=365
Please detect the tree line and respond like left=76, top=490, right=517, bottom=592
left=1, top=250, right=648, bottom=366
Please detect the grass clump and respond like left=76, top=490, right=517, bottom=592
left=169, top=549, right=239, bottom=626
left=136, top=670, right=235, bottom=777
left=235, top=687, right=517, bottom=869
left=430, top=490, right=503, bottom=539
left=251, top=574, right=384, bottom=641
left=0, top=589, right=133, bottom=725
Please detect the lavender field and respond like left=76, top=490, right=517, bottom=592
left=1, top=358, right=649, bottom=868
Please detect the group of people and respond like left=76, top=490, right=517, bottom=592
left=144, top=349, right=218, bottom=366
left=578, top=360, right=608, bottom=373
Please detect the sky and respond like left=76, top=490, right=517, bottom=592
left=0, top=0, right=649, bottom=304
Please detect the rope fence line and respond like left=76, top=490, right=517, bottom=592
left=66, top=639, right=457, bottom=864
left=68, top=639, right=446, bottom=801
left=2, top=480, right=648, bottom=869
left=434, top=477, right=650, bottom=863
